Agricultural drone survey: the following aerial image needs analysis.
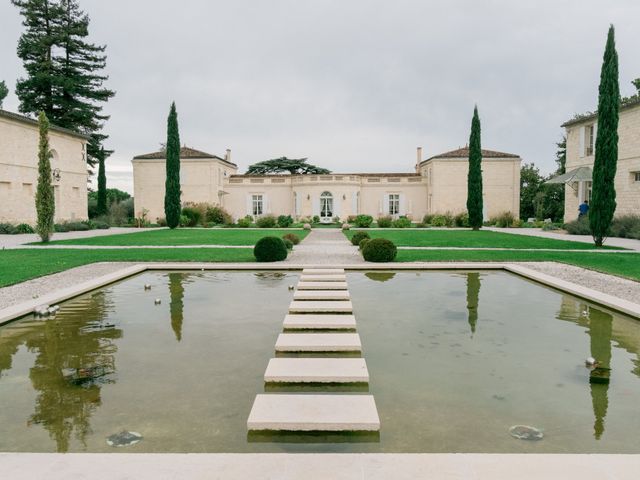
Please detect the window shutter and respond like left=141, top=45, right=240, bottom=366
left=579, top=126, right=586, bottom=158
left=312, top=197, right=320, bottom=216
left=593, top=122, right=598, bottom=155
left=334, top=197, right=341, bottom=219
left=264, top=195, right=270, bottom=214
left=399, top=194, right=406, bottom=215
left=351, top=192, right=358, bottom=215
left=246, top=195, right=252, bottom=216
left=295, top=193, right=301, bottom=216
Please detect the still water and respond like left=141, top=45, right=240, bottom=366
left=0, top=270, right=638, bottom=453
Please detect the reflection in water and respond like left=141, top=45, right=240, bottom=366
left=25, top=291, right=122, bottom=452
left=466, top=273, right=481, bottom=335
left=169, top=273, right=185, bottom=342
left=588, top=307, right=612, bottom=440
left=364, top=272, right=396, bottom=283
left=557, top=299, right=612, bottom=440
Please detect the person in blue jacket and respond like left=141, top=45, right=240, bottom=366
left=578, top=200, right=589, bottom=218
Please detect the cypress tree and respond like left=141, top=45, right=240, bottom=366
left=96, top=146, right=107, bottom=216
left=36, top=111, right=55, bottom=242
left=164, top=102, right=181, bottom=229
left=590, top=25, right=619, bottom=247
left=467, top=106, right=483, bottom=230
left=12, top=0, right=115, bottom=168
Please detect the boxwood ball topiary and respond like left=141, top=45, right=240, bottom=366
left=282, top=233, right=300, bottom=245
left=358, top=237, right=371, bottom=250
left=351, top=231, right=370, bottom=246
left=283, top=238, right=294, bottom=250
left=362, top=238, right=397, bottom=262
left=254, top=236, right=288, bottom=262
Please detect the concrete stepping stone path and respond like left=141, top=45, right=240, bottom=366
left=247, top=394, right=380, bottom=432
left=264, top=358, right=369, bottom=383
left=275, top=333, right=362, bottom=352
left=296, top=281, right=348, bottom=290
left=293, top=290, right=351, bottom=301
left=247, top=267, right=380, bottom=434
left=283, top=314, right=357, bottom=330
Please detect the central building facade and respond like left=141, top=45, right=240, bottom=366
left=132, top=146, right=521, bottom=223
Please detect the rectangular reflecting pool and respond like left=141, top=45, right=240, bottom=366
left=0, top=270, right=639, bottom=453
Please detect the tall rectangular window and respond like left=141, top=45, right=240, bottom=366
left=586, top=124, right=595, bottom=156
left=634, top=172, right=640, bottom=182
left=252, top=195, right=263, bottom=216
left=389, top=194, right=400, bottom=215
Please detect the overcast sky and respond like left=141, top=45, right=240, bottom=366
left=2, top=0, right=639, bottom=193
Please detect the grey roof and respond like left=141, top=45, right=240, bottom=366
left=133, top=146, right=237, bottom=167
left=561, top=97, right=640, bottom=127
left=0, top=109, right=90, bottom=140
left=420, top=146, right=520, bottom=165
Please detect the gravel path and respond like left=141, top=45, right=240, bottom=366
left=516, top=261, right=640, bottom=304
left=285, top=229, right=365, bottom=265
left=0, top=227, right=162, bottom=248
left=0, top=262, right=136, bottom=310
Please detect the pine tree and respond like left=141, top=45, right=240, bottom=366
left=96, top=146, right=107, bottom=216
left=36, top=111, right=55, bottom=242
left=467, top=106, right=483, bottom=230
left=164, top=102, right=181, bottom=229
left=590, top=25, right=619, bottom=247
left=0, top=80, right=8, bottom=108
left=12, top=0, right=114, bottom=168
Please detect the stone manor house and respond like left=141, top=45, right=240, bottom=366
left=0, top=109, right=89, bottom=224
left=132, top=146, right=522, bottom=223
left=552, top=98, right=640, bottom=222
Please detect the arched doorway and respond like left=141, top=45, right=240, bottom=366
left=320, top=191, right=333, bottom=223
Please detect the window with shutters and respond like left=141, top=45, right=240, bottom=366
left=586, top=124, right=595, bottom=156
left=252, top=195, right=263, bottom=216
left=389, top=194, right=400, bottom=215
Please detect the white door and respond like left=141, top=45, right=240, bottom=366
left=320, top=191, right=333, bottom=223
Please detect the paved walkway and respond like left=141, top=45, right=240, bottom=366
left=285, top=229, right=364, bottom=264
left=0, top=227, right=161, bottom=248
left=485, top=227, right=640, bottom=251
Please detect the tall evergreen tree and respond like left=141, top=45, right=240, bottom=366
left=467, top=106, right=483, bottom=230
left=164, top=102, right=181, bottom=229
left=590, top=25, right=619, bottom=247
left=0, top=80, right=8, bottom=108
left=12, top=0, right=115, bottom=168
left=36, top=111, right=55, bottom=242
left=96, top=146, right=107, bottom=216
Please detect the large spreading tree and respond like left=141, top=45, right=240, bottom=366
left=0, top=80, right=8, bottom=108
left=246, top=157, right=331, bottom=175
left=467, top=106, right=483, bottom=230
left=164, top=102, right=181, bottom=229
left=590, top=25, right=619, bottom=247
left=12, top=0, right=115, bottom=168
left=36, top=111, right=55, bottom=242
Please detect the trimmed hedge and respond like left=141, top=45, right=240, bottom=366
left=283, top=233, right=300, bottom=245
left=354, top=214, right=374, bottom=228
left=256, top=215, right=277, bottom=228
left=377, top=216, right=392, bottom=228
left=351, top=231, right=370, bottom=246
left=254, top=236, right=288, bottom=262
left=362, top=238, right=397, bottom=262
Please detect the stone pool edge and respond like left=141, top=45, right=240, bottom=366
left=1, top=262, right=639, bottom=326
left=0, top=452, right=638, bottom=479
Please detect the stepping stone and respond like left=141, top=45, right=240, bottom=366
left=300, top=274, right=346, bottom=283
left=293, top=290, right=350, bottom=301
left=289, top=300, right=352, bottom=313
left=302, top=268, right=345, bottom=275
left=296, top=281, right=348, bottom=290
left=283, top=314, right=357, bottom=330
left=264, top=358, right=369, bottom=383
left=275, top=333, right=361, bottom=352
left=247, top=394, right=380, bottom=431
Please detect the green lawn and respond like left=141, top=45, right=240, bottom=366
left=35, top=228, right=309, bottom=246
left=397, top=249, right=640, bottom=281
left=344, top=229, right=622, bottom=250
left=0, top=248, right=255, bottom=287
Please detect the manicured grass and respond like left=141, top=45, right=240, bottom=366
left=0, top=248, right=255, bottom=287
left=36, top=228, right=309, bottom=246
left=396, top=249, right=640, bottom=281
left=344, top=229, right=622, bottom=250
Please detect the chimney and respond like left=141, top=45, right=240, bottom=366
left=416, top=146, right=423, bottom=173
left=225, top=148, right=231, bottom=163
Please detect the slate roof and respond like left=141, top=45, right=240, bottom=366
left=561, top=97, right=640, bottom=127
left=133, top=146, right=237, bottom=167
left=0, top=109, right=90, bottom=140
left=420, top=147, right=520, bottom=165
